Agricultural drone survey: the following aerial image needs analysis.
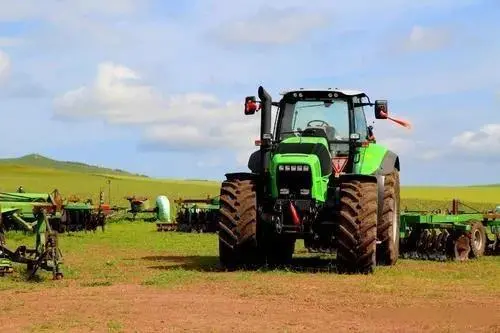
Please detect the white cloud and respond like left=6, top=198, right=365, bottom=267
left=54, top=62, right=262, bottom=163
left=451, top=124, right=500, bottom=154
left=403, top=25, right=451, bottom=52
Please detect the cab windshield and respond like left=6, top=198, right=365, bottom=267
left=278, top=99, right=350, bottom=141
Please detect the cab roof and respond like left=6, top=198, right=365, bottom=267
left=280, top=88, right=367, bottom=97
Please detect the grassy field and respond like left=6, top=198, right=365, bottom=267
left=1, top=162, right=500, bottom=331
left=1, top=223, right=499, bottom=332
left=0, top=164, right=220, bottom=209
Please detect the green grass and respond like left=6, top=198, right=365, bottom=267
left=1, top=222, right=499, bottom=296
left=0, top=161, right=499, bottom=293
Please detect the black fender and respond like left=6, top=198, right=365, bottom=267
left=224, top=172, right=258, bottom=182
left=372, top=150, right=400, bottom=235
left=338, top=173, right=378, bottom=184
left=247, top=150, right=260, bottom=173
left=374, top=150, right=400, bottom=176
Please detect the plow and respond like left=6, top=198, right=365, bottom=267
left=0, top=205, right=63, bottom=280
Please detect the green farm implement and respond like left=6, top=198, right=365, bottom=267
left=0, top=205, right=63, bottom=280
left=0, top=190, right=63, bottom=228
left=156, top=196, right=220, bottom=232
left=399, top=199, right=500, bottom=261
left=125, top=195, right=157, bottom=220
left=0, top=189, right=110, bottom=233
left=217, top=86, right=411, bottom=274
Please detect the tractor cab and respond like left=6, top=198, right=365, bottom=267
left=245, top=88, right=390, bottom=154
left=273, top=89, right=376, bottom=156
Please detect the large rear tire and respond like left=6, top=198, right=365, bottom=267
left=377, top=170, right=401, bottom=266
left=337, top=179, right=378, bottom=274
left=218, top=178, right=262, bottom=270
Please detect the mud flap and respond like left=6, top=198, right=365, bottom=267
left=375, top=175, right=385, bottom=244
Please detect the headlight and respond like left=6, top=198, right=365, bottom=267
left=278, top=164, right=309, bottom=171
left=280, top=188, right=290, bottom=195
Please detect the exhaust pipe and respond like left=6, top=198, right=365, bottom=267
left=257, top=86, right=272, bottom=173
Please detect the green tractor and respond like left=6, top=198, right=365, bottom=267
left=217, top=86, right=410, bottom=274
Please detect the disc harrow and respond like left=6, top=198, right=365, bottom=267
left=399, top=199, right=500, bottom=262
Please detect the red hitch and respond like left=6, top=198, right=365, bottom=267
left=289, top=201, right=301, bottom=225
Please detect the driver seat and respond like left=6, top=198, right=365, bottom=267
left=302, top=125, right=336, bottom=142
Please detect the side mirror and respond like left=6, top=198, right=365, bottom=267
left=374, top=100, right=388, bottom=119
left=244, top=96, right=260, bottom=115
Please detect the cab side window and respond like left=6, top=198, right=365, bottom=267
left=353, top=97, right=368, bottom=140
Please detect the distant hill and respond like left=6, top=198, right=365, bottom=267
left=0, top=154, right=149, bottom=178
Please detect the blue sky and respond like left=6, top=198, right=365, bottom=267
left=0, top=0, right=499, bottom=185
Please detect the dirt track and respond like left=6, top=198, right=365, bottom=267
left=2, top=280, right=499, bottom=333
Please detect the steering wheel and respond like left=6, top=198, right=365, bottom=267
left=306, top=119, right=330, bottom=127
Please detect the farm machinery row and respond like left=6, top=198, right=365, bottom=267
left=0, top=188, right=113, bottom=279
left=0, top=189, right=112, bottom=233
left=123, top=194, right=219, bottom=232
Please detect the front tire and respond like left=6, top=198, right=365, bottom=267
left=337, top=179, right=378, bottom=274
left=377, top=170, right=401, bottom=266
left=218, top=178, right=262, bottom=270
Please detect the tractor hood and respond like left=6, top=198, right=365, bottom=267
left=276, top=136, right=329, bottom=152
left=273, top=136, right=332, bottom=177
left=268, top=136, right=332, bottom=202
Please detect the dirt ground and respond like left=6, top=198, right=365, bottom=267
left=1, top=279, right=499, bottom=333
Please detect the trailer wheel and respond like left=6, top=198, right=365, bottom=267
left=377, top=170, right=400, bottom=266
left=218, top=178, right=262, bottom=270
left=469, top=220, right=486, bottom=258
left=337, top=179, right=378, bottom=274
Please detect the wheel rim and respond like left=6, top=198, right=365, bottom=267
left=392, top=199, right=398, bottom=243
left=473, top=229, right=483, bottom=250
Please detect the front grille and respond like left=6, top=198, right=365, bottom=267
left=276, top=164, right=312, bottom=199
